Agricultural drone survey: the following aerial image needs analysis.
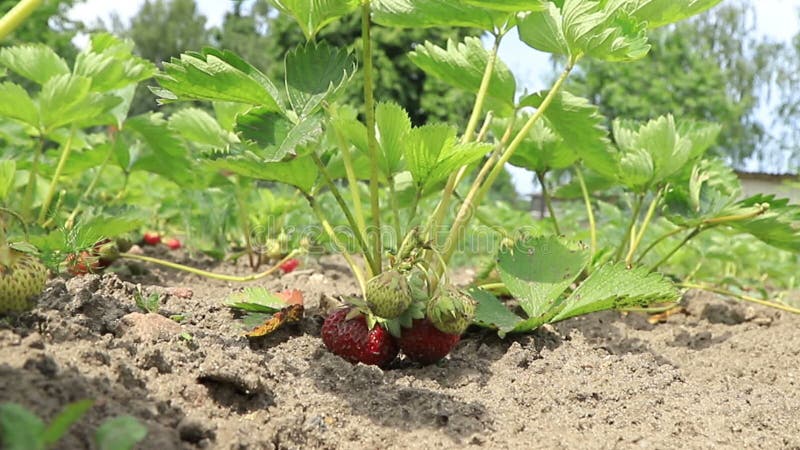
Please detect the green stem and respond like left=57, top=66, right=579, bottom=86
left=330, top=119, right=367, bottom=237
left=678, top=282, right=800, bottom=315
left=310, top=152, right=377, bottom=273
left=440, top=60, right=576, bottom=264
left=120, top=249, right=302, bottom=283
left=388, top=176, right=402, bottom=246
left=425, top=33, right=504, bottom=244
left=38, top=127, right=75, bottom=225
left=0, top=0, right=42, bottom=40
left=536, top=171, right=560, bottom=235
left=648, top=227, right=702, bottom=272
left=574, top=166, right=596, bottom=262
left=234, top=183, right=257, bottom=269
left=613, top=193, right=644, bottom=261
left=635, top=226, right=685, bottom=264
left=65, top=143, right=116, bottom=230
left=21, top=136, right=44, bottom=221
left=306, top=194, right=367, bottom=294
left=453, top=190, right=510, bottom=239
left=625, top=186, right=665, bottom=266
left=361, top=1, right=382, bottom=275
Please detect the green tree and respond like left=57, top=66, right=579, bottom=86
left=567, top=0, right=780, bottom=165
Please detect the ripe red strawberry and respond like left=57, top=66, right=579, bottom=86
left=279, top=258, right=299, bottom=274
left=165, top=238, right=182, bottom=250
left=321, top=308, right=398, bottom=368
left=397, top=318, right=461, bottom=365
left=142, top=232, right=161, bottom=246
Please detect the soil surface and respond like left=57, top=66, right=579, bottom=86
left=1, top=247, right=799, bottom=449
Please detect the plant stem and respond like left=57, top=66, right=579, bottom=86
left=425, top=33, right=504, bottom=244
left=536, top=171, right=560, bottom=235
left=625, top=186, right=665, bottom=266
left=306, top=194, right=367, bottom=294
left=310, top=152, right=377, bottom=273
left=120, top=249, right=302, bottom=283
left=38, top=127, right=75, bottom=225
left=360, top=1, right=382, bottom=274
left=234, top=183, right=257, bottom=269
left=0, top=0, right=42, bottom=40
left=575, top=166, right=596, bottom=261
left=678, top=282, right=800, bottom=315
left=635, top=226, right=685, bottom=264
left=330, top=120, right=367, bottom=237
left=440, top=60, right=576, bottom=264
left=613, top=193, right=644, bottom=261
left=648, top=227, right=702, bottom=272
left=21, top=136, right=44, bottom=221
left=387, top=176, right=402, bottom=245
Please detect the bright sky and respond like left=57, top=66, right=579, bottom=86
left=68, top=0, right=800, bottom=193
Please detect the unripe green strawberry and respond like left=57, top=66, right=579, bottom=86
left=426, top=287, right=476, bottom=335
left=365, top=270, right=412, bottom=319
left=0, top=250, right=47, bottom=314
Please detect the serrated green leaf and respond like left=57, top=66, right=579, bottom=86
left=519, top=90, right=616, bottom=177
left=498, top=235, right=589, bottom=319
left=77, top=216, right=145, bottom=246
left=73, top=39, right=155, bottom=92
left=269, top=0, right=359, bottom=39
left=551, top=262, right=680, bottom=322
left=617, top=147, right=654, bottom=190
left=632, top=0, right=723, bottom=29
left=503, top=117, right=576, bottom=173
left=0, top=82, right=38, bottom=127
left=663, top=158, right=741, bottom=227
left=38, top=74, right=122, bottom=130
left=373, top=0, right=507, bottom=30
left=168, top=107, right=239, bottom=151
left=0, top=403, right=46, bottom=450
left=403, top=123, right=456, bottom=186
left=207, top=154, right=318, bottom=193
left=236, top=108, right=322, bottom=162
left=409, top=37, right=516, bottom=113
left=729, top=195, right=800, bottom=253
left=285, top=41, right=356, bottom=117
left=213, top=102, right=250, bottom=131
left=43, top=399, right=94, bottom=446
left=518, top=0, right=650, bottom=62
left=94, top=416, right=147, bottom=450
left=462, top=0, right=546, bottom=12
left=375, top=102, right=411, bottom=176
left=425, top=141, right=491, bottom=191
left=0, top=44, right=69, bottom=85
left=225, top=287, right=291, bottom=312
left=154, top=49, right=282, bottom=111
left=470, top=288, right=523, bottom=337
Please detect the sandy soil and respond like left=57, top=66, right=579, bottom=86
left=1, top=249, right=799, bottom=449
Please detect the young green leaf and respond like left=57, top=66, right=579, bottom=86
left=94, top=416, right=147, bottom=450
left=153, top=49, right=283, bottom=111
left=73, top=34, right=155, bottom=93
left=663, top=158, right=741, bottom=227
left=42, top=399, right=94, bottom=446
left=409, top=37, right=516, bottom=113
left=375, top=102, right=411, bottom=176
left=404, top=123, right=456, bottom=187
left=284, top=41, right=356, bottom=117
left=551, top=262, right=680, bottom=322
left=168, top=107, right=239, bottom=151
left=0, top=44, right=69, bottom=85
left=235, top=108, right=323, bottom=162
left=225, top=287, right=294, bottom=313
left=207, top=154, right=318, bottom=193
left=729, top=195, right=800, bottom=253
left=269, top=0, right=359, bottom=39
left=0, top=403, right=46, bottom=450
left=424, top=141, right=492, bottom=191
left=497, top=235, right=589, bottom=320
left=502, top=117, right=577, bottom=173
left=632, top=0, right=723, bottom=29
left=372, top=0, right=506, bottom=30
left=470, top=288, right=523, bottom=338
left=0, top=82, right=37, bottom=127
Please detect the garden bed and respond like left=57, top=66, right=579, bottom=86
left=2, top=250, right=799, bottom=449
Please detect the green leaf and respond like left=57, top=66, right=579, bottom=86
left=73, top=39, right=155, bottom=92
left=285, top=41, right=356, bottom=117
left=119, top=114, right=198, bottom=187
left=0, top=159, right=15, bottom=201
left=632, top=0, right=723, bottom=29
left=375, top=102, right=411, bottom=176
left=207, top=154, right=318, bottom=193
left=168, top=108, right=239, bottom=151
left=0, top=44, right=69, bottom=85
left=153, top=49, right=283, bottom=111
left=462, top=0, right=546, bottom=12
left=372, top=0, right=507, bottom=30
left=38, top=75, right=122, bottom=131
left=497, top=235, right=589, bottom=320
left=43, top=399, right=94, bottom=446
left=518, top=0, right=650, bottom=62
left=0, top=403, right=46, bottom=450
left=225, top=287, right=292, bottom=313
left=503, top=117, right=577, bottom=173
left=0, top=82, right=38, bottom=127
left=424, top=141, right=492, bottom=191
left=235, top=108, right=323, bottom=162
left=551, top=263, right=680, bottom=322
left=470, top=288, right=523, bottom=338
left=519, top=90, right=616, bottom=177
left=94, top=416, right=147, bottom=450
left=663, top=158, right=741, bottom=227
left=729, top=195, right=800, bottom=253
left=269, top=0, right=359, bottom=39
left=409, top=37, right=516, bottom=113
left=403, top=123, right=456, bottom=186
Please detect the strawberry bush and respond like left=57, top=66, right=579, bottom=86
left=1, top=0, right=799, bottom=367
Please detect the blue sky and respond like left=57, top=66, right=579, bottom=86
left=69, top=0, right=800, bottom=193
